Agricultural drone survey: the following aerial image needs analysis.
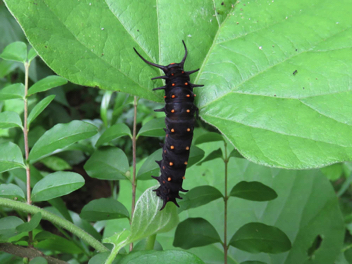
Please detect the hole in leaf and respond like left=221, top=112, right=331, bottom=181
left=307, top=234, right=323, bottom=258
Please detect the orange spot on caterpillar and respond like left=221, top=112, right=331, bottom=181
left=170, top=145, right=175, bottom=150
left=182, top=176, right=185, bottom=179
left=182, top=71, right=184, bottom=73
left=169, top=162, right=173, bottom=166
left=163, top=181, right=165, bottom=184
left=164, top=96, right=167, bottom=99
left=171, top=128, right=175, bottom=133
left=186, top=146, right=190, bottom=150
left=184, top=161, right=188, bottom=165
left=194, top=94, right=196, bottom=97
left=170, top=63, right=175, bottom=65
left=172, top=95, right=176, bottom=98
left=168, top=177, right=172, bottom=181
left=186, top=94, right=190, bottom=97
left=185, top=82, right=188, bottom=85
left=163, top=166, right=165, bottom=169
left=164, top=150, right=166, bottom=153
left=187, top=128, right=191, bottom=132
left=172, top=83, right=175, bottom=86
left=171, top=109, right=175, bottom=113
left=171, top=73, right=174, bottom=76
left=186, top=109, right=190, bottom=113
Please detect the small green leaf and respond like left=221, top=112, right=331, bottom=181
left=84, top=147, right=129, bottom=180
left=80, top=198, right=129, bottom=221
left=137, top=149, right=162, bottom=180
left=173, top=217, right=221, bottom=249
left=40, top=156, right=72, bottom=171
left=0, top=41, right=27, bottom=63
left=16, top=212, right=42, bottom=233
left=0, top=111, right=22, bottom=129
left=137, top=118, right=165, bottom=138
left=187, top=146, right=205, bottom=167
left=27, top=48, right=38, bottom=62
left=28, top=95, right=55, bottom=126
left=0, top=83, right=25, bottom=100
left=29, top=120, right=98, bottom=161
left=35, top=231, right=83, bottom=254
left=229, top=222, right=291, bottom=254
left=27, top=75, right=68, bottom=96
left=197, top=148, right=223, bottom=165
left=31, top=171, right=85, bottom=202
left=194, top=132, right=224, bottom=145
left=0, top=60, right=18, bottom=78
left=0, top=183, right=25, bottom=201
left=0, top=142, right=25, bottom=173
left=229, top=148, right=244, bottom=159
left=95, top=123, right=131, bottom=147
left=241, top=261, right=267, bottom=264
left=117, top=250, right=205, bottom=264
left=230, top=181, right=278, bottom=201
left=128, top=186, right=179, bottom=242
left=178, top=186, right=223, bottom=212
left=29, top=257, right=48, bottom=264
left=321, top=163, right=343, bottom=181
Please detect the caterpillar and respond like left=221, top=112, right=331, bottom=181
left=134, top=41, right=203, bottom=210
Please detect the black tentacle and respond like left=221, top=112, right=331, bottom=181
left=134, top=41, right=202, bottom=210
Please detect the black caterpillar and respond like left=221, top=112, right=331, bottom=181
left=134, top=41, right=203, bottom=210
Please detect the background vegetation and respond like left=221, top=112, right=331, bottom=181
left=0, top=0, right=352, bottom=263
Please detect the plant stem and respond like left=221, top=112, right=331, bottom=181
left=23, top=61, right=32, bottom=246
left=223, top=141, right=229, bottom=264
left=145, top=234, right=156, bottom=250
left=0, top=198, right=108, bottom=253
left=130, top=96, right=138, bottom=251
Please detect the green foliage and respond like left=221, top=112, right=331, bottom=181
left=0, top=0, right=351, bottom=264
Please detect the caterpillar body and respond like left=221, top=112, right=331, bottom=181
left=134, top=41, right=203, bottom=210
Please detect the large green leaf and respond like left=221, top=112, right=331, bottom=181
left=4, top=0, right=351, bottom=169
left=0, top=111, right=22, bottom=129
left=80, top=198, right=129, bottom=221
left=28, top=120, right=98, bottom=161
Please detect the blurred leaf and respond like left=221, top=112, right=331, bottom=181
left=197, top=148, right=223, bottom=165
left=27, top=47, right=37, bottom=62
left=117, top=250, right=205, bottom=264
left=16, top=212, right=42, bottom=233
left=100, top=90, right=113, bottom=127
left=0, top=111, right=22, bottom=129
left=29, top=257, right=47, bottom=264
left=241, top=260, right=267, bottom=264
left=320, top=163, right=343, bottom=181
left=80, top=198, right=129, bottom=221
left=187, top=146, right=205, bottom=167
left=0, top=142, right=25, bottom=173
left=35, top=231, right=83, bottom=254
left=178, top=186, right=223, bottom=212
left=27, top=95, right=55, bottom=127
left=173, top=217, right=221, bottom=249
left=29, top=120, right=98, bottom=161
left=0, top=216, right=24, bottom=242
left=230, top=181, right=278, bottom=201
left=84, top=147, right=129, bottom=180
left=27, top=75, right=67, bottom=96
left=0, top=41, right=27, bottom=63
left=31, top=171, right=85, bottom=202
left=229, top=222, right=291, bottom=254
left=0, top=183, right=25, bottom=201
left=40, top=156, right=72, bottom=171
left=137, top=118, right=165, bottom=138
left=194, top=132, right=224, bottom=145
left=0, top=83, right=25, bottom=100
left=95, top=123, right=131, bottom=147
